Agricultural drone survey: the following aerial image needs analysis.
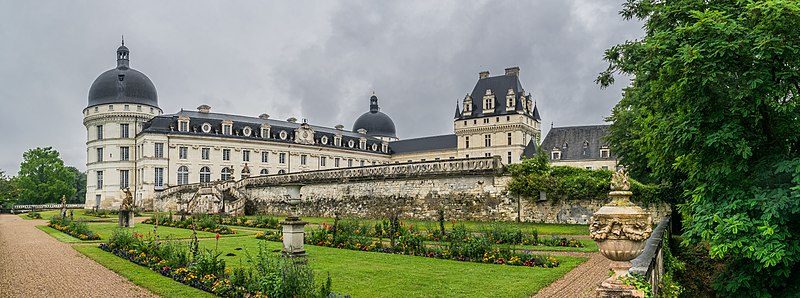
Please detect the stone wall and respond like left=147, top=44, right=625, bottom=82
left=153, top=157, right=670, bottom=224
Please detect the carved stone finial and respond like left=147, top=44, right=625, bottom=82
left=610, top=168, right=630, bottom=191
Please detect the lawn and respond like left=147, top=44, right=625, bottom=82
left=39, top=222, right=256, bottom=243
left=18, top=209, right=116, bottom=221
left=195, top=236, right=586, bottom=297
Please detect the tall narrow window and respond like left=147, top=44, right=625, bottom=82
left=465, top=136, right=470, bottom=148
left=221, top=167, right=232, bottom=181
left=348, top=159, right=353, bottom=167
left=279, top=153, right=286, bottom=164
left=120, top=146, right=130, bottom=161
left=179, top=146, right=188, bottom=159
left=154, top=167, right=164, bottom=187
left=300, top=155, right=307, bottom=165
left=179, top=121, right=188, bottom=132
left=96, top=171, right=104, bottom=189
left=335, top=158, right=340, bottom=167
left=120, top=123, right=130, bottom=138
left=199, top=167, right=211, bottom=183
left=484, top=134, right=492, bottom=147
left=202, top=148, right=210, bottom=160
left=177, top=166, right=189, bottom=185
left=360, top=160, right=365, bottom=167
left=261, top=152, right=269, bottom=163
left=508, top=132, right=512, bottom=145
left=119, top=170, right=129, bottom=189
left=242, top=150, right=250, bottom=162
left=320, top=156, right=326, bottom=167
left=154, top=143, right=164, bottom=158
left=96, top=147, right=104, bottom=162
left=507, top=152, right=512, bottom=164
left=223, top=149, right=231, bottom=161
left=96, top=125, right=104, bottom=140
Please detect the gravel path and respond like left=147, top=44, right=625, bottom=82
left=0, top=214, right=157, bottom=298
left=532, top=252, right=611, bottom=298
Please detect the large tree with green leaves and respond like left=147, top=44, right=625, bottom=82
left=0, top=170, right=18, bottom=208
left=598, top=0, right=800, bottom=296
left=15, top=147, right=76, bottom=205
left=67, top=167, right=86, bottom=204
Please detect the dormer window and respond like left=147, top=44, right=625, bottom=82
left=348, top=140, right=355, bottom=148
left=260, top=124, right=270, bottom=139
left=600, top=147, right=610, bottom=159
left=371, top=143, right=378, bottom=151
left=321, top=136, right=329, bottom=145
left=382, top=142, right=388, bottom=153
left=279, top=130, right=288, bottom=140
left=335, top=135, right=342, bottom=146
left=551, top=150, right=561, bottom=160
left=242, top=126, right=252, bottom=137
left=222, top=120, right=233, bottom=135
left=359, top=139, right=367, bottom=150
left=201, top=123, right=212, bottom=133
left=483, top=89, right=495, bottom=112
left=178, top=116, right=190, bottom=132
left=506, top=89, right=515, bottom=110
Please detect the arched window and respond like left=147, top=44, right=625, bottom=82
left=278, top=169, right=286, bottom=174
left=260, top=169, right=268, bottom=175
left=221, top=167, right=232, bottom=181
left=199, top=167, right=211, bottom=183
left=177, top=166, right=189, bottom=185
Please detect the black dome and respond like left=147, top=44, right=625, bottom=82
left=352, top=95, right=396, bottom=138
left=87, top=44, right=158, bottom=108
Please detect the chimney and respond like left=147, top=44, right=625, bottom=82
left=505, top=67, right=520, bottom=76
left=197, top=105, right=211, bottom=113
left=479, top=71, right=490, bottom=79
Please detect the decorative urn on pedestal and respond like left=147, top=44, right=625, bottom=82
left=280, top=184, right=308, bottom=259
left=590, top=169, right=652, bottom=297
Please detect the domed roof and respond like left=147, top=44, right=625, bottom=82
left=87, top=43, right=158, bottom=108
left=352, top=94, right=396, bottom=138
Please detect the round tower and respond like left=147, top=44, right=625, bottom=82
left=83, top=40, right=161, bottom=210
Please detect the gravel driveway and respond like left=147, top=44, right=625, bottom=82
left=532, top=252, right=611, bottom=298
left=0, top=214, right=157, bottom=297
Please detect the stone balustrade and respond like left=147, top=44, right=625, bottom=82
left=630, top=216, right=672, bottom=297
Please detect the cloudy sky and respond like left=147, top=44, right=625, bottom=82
left=0, top=0, right=642, bottom=174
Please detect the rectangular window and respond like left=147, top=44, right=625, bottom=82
left=96, top=125, right=103, bottom=140
left=120, top=146, right=129, bottom=161
left=154, top=143, right=164, bottom=158
left=552, top=151, right=561, bottom=160
left=485, top=134, right=492, bottom=147
left=348, top=159, right=353, bottom=167
left=300, top=155, right=307, bottom=165
left=223, top=125, right=231, bottom=135
left=95, top=194, right=101, bottom=207
left=507, top=152, right=512, bottom=164
left=96, top=171, right=103, bottom=189
left=261, top=152, right=269, bottom=163
left=485, top=152, right=491, bottom=157
left=243, top=150, right=250, bottom=162
left=508, top=132, right=512, bottom=145
left=279, top=153, right=286, bottom=164
left=360, top=160, right=365, bottom=167
left=223, top=149, right=231, bottom=161
left=120, top=170, right=129, bottom=189
left=96, top=147, right=104, bottom=162
left=320, top=157, right=326, bottom=167
left=602, top=166, right=609, bottom=170
left=202, top=147, right=210, bottom=160
left=179, top=121, right=188, bottom=132
left=585, top=166, right=593, bottom=170
left=179, top=146, right=188, bottom=159
left=120, top=123, right=130, bottom=138
left=465, top=136, right=470, bottom=148
left=600, top=149, right=610, bottom=159
left=335, top=158, right=340, bottom=167
left=154, top=168, right=164, bottom=187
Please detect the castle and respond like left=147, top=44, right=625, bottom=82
left=83, top=42, right=614, bottom=210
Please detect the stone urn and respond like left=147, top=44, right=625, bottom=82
left=280, top=184, right=308, bottom=259
left=590, top=169, right=652, bottom=291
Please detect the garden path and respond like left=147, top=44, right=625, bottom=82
left=531, top=252, right=611, bottom=298
left=0, top=214, right=157, bottom=298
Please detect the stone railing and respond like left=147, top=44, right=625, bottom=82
left=239, top=156, right=503, bottom=188
left=630, top=216, right=671, bottom=297
left=13, top=204, right=85, bottom=211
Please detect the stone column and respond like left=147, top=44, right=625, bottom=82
left=590, top=169, right=652, bottom=297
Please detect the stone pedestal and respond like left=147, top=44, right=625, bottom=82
left=118, top=210, right=134, bottom=227
left=280, top=219, right=307, bottom=258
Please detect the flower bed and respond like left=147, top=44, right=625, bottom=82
left=48, top=216, right=100, bottom=240
left=256, top=220, right=561, bottom=268
left=221, top=215, right=281, bottom=229
left=142, top=214, right=234, bottom=234
left=101, top=228, right=339, bottom=298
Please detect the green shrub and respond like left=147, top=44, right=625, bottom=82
left=26, top=211, right=41, bottom=219
left=108, top=228, right=136, bottom=250
left=191, top=249, right=226, bottom=278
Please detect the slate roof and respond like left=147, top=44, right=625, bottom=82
left=141, top=109, right=389, bottom=155
left=458, top=74, right=538, bottom=119
left=521, top=139, right=539, bottom=159
left=88, top=45, right=158, bottom=108
left=540, top=125, right=615, bottom=160
left=390, top=134, right=457, bottom=154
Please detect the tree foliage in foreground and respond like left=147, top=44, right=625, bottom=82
left=15, top=147, right=76, bottom=205
left=0, top=170, right=18, bottom=208
left=598, top=0, right=800, bottom=296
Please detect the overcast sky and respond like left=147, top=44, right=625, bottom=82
left=0, top=0, right=642, bottom=174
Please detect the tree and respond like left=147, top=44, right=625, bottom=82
left=0, top=170, right=18, bottom=208
left=598, top=0, right=800, bottom=296
left=67, top=167, right=86, bottom=204
left=15, top=147, right=76, bottom=205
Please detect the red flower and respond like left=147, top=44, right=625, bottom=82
left=216, top=233, right=220, bottom=240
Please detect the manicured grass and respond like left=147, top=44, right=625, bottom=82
left=18, top=209, right=116, bottom=221
left=74, top=245, right=215, bottom=298
left=254, top=215, right=589, bottom=236
left=197, top=236, right=586, bottom=297
left=39, top=222, right=256, bottom=243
